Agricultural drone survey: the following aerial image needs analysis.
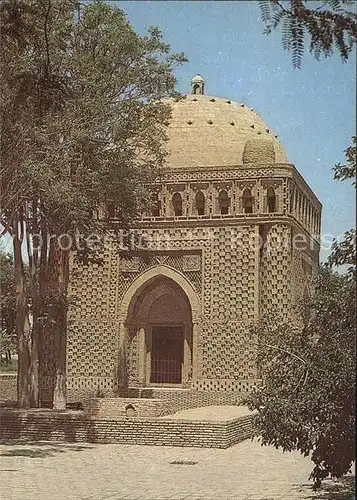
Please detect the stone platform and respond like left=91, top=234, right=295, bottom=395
left=160, top=405, right=253, bottom=420
left=81, top=388, right=247, bottom=419
left=0, top=405, right=257, bottom=449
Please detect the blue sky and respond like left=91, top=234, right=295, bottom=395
left=116, top=0, right=355, bottom=261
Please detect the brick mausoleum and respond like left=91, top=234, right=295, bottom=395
left=39, top=75, right=322, bottom=407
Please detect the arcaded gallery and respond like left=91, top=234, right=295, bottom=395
left=39, top=76, right=322, bottom=405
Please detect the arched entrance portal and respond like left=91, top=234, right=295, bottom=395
left=118, top=267, right=200, bottom=391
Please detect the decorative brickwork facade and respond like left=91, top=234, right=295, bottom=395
left=39, top=76, right=322, bottom=405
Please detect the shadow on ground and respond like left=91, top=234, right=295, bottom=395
left=0, top=442, right=93, bottom=458
left=293, top=475, right=355, bottom=500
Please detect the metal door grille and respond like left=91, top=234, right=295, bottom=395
left=150, top=357, right=181, bottom=384
left=150, top=326, right=183, bottom=384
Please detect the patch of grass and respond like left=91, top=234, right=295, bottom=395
left=0, top=359, right=18, bottom=373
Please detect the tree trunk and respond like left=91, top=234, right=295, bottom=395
left=37, top=223, right=48, bottom=407
left=52, top=248, right=69, bottom=410
left=53, top=313, right=67, bottom=410
left=26, top=215, right=39, bottom=408
left=29, top=320, right=39, bottom=407
left=53, top=372, right=66, bottom=410
left=13, top=228, right=31, bottom=408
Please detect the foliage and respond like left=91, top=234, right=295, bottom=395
left=0, top=357, right=18, bottom=372
left=0, top=252, right=17, bottom=357
left=328, top=228, right=356, bottom=275
left=0, top=0, right=187, bottom=407
left=332, top=136, right=356, bottom=186
left=1, top=0, right=186, bottom=235
left=247, top=134, right=356, bottom=486
left=246, top=267, right=356, bottom=487
left=255, top=1, right=356, bottom=489
left=259, top=0, right=357, bottom=67
left=328, top=136, right=356, bottom=276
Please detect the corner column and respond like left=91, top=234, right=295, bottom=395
left=137, top=326, right=146, bottom=387
left=117, top=322, right=128, bottom=395
left=191, top=321, right=199, bottom=382
left=182, top=322, right=192, bottom=387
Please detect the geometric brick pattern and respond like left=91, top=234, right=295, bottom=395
left=260, top=223, right=292, bottom=320
left=51, top=88, right=322, bottom=405
left=64, top=200, right=320, bottom=402
left=118, top=247, right=203, bottom=299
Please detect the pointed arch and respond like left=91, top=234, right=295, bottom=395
left=195, top=190, right=205, bottom=215
left=118, top=265, right=201, bottom=323
left=218, top=189, right=229, bottom=214
left=267, top=187, right=276, bottom=213
left=172, top=192, right=183, bottom=216
left=242, top=188, right=253, bottom=214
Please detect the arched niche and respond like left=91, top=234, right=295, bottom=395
left=117, top=266, right=201, bottom=390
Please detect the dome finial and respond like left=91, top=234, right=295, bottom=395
left=191, top=74, right=204, bottom=95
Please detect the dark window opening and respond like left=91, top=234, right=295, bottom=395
left=193, top=84, right=199, bottom=94
left=151, top=193, right=161, bottom=217
left=106, top=202, right=116, bottom=219
left=242, top=188, right=253, bottom=214
left=267, top=187, right=276, bottom=213
left=195, top=191, right=205, bottom=215
left=151, top=326, right=183, bottom=384
left=172, top=192, right=183, bottom=216
left=218, top=190, right=229, bottom=215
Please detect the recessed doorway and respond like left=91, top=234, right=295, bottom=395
left=150, top=326, right=183, bottom=384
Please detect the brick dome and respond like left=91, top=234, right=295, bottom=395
left=165, top=94, right=288, bottom=168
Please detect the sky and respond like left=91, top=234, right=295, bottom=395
left=116, top=0, right=356, bottom=262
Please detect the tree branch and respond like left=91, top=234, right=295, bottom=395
left=259, top=341, right=307, bottom=364
left=43, top=0, right=52, bottom=72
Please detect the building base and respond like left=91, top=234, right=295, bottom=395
left=0, top=407, right=257, bottom=449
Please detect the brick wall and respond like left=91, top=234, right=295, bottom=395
left=226, top=415, right=257, bottom=447
left=67, top=387, right=249, bottom=409
left=128, top=388, right=245, bottom=410
left=75, top=390, right=252, bottom=420
left=0, top=372, right=252, bottom=415
left=84, top=397, right=176, bottom=418
left=83, top=393, right=250, bottom=419
left=0, top=408, right=257, bottom=449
